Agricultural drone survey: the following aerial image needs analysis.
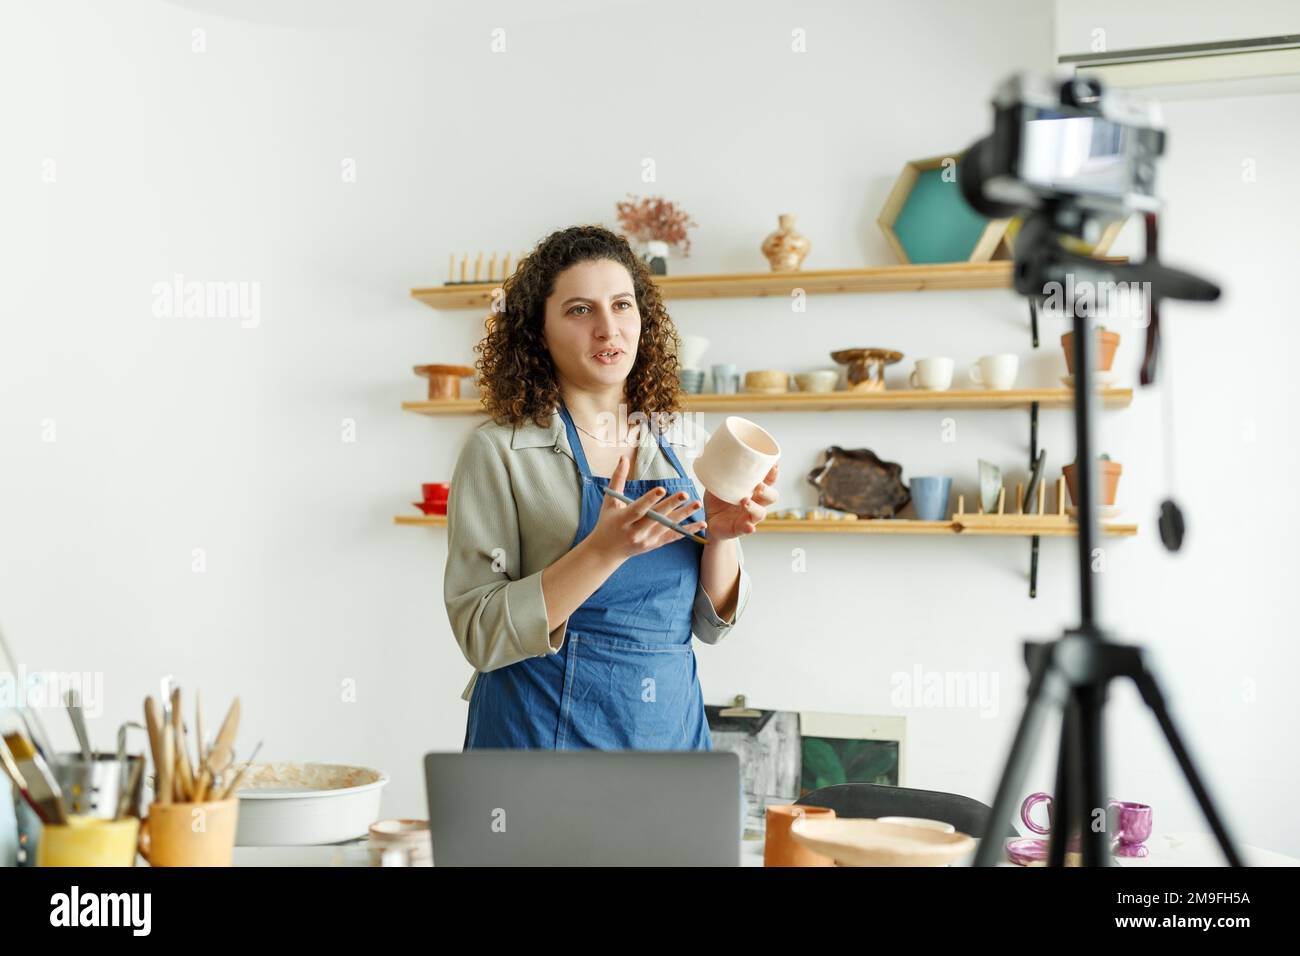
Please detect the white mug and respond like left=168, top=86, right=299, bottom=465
left=969, top=354, right=1019, bottom=390
left=693, top=416, right=781, bottom=505
left=909, top=357, right=954, bottom=391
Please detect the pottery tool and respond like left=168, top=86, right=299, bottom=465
left=114, top=757, right=144, bottom=820
left=171, top=686, right=194, bottom=800
left=161, top=719, right=174, bottom=804
left=601, top=485, right=709, bottom=545
left=199, top=697, right=241, bottom=800
left=144, top=696, right=171, bottom=806
left=2, top=731, right=68, bottom=824
left=213, top=738, right=263, bottom=801
left=0, top=733, right=47, bottom=822
left=0, top=621, right=56, bottom=761
left=195, top=690, right=206, bottom=769
left=64, top=688, right=94, bottom=760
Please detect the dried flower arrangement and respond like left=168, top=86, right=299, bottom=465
left=614, top=195, right=697, bottom=256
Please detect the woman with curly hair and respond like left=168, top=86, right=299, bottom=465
left=444, top=224, right=778, bottom=751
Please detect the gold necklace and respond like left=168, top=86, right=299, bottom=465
left=573, top=418, right=639, bottom=445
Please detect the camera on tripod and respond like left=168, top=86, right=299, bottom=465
left=957, top=73, right=1235, bottom=867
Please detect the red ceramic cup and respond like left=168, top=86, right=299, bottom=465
left=422, top=483, right=450, bottom=502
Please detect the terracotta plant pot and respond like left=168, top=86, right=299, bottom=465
left=1063, top=459, right=1123, bottom=507
left=764, top=805, right=837, bottom=867
left=1061, top=329, right=1120, bottom=375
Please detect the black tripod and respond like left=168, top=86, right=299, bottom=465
left=972, top=208, right=1242, bottom=867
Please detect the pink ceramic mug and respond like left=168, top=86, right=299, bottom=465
left=1021, top=791, right=1152, bottom=846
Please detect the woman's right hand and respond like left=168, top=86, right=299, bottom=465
left=584, top=453, right=707, bottom=564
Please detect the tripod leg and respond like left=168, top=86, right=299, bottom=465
left=1048, top=694, right=1076, bottom=867
left=974, top=646, right=1067, bottom=866
left=1133, top=666, right=1243, bottom=866
left=1077, top=683, right=1112, bottom=866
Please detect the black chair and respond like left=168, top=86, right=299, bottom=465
left=795, top=782, right=1020, bottom=840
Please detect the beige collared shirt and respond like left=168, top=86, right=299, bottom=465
left=444, top=406, right=752, bottom=702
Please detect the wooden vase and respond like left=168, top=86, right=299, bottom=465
left=761, top=214, right=811, bottom=272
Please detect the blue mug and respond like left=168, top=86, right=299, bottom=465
left=911, top=476, right=952, bottom=521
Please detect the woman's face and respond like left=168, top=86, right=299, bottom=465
left=542, top=258, right=640, bottom=393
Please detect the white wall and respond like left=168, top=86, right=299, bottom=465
left=1, top=0, right=1295, bottom=858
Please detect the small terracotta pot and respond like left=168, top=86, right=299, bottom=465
left=1061, top=329, right=1120, bottom=375
left=764, top=805, right=837, bottom=867
left=1063, top=460, right=1122, bottom=507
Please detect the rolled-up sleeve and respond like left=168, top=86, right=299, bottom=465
left=443, top=430, right=567, bottom=681
left=691, top=536, right=751, bottom=644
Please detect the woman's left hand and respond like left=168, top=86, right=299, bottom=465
left=701, top=463, right=779, bottom=541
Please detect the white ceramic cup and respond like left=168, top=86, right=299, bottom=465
left=969, top=354, right=1019, bottom=390
left=693, top=416, right=781, bottom=505
left=679, top=335, right=709, bottom=371
left=909, top=357, right=954, bottom=391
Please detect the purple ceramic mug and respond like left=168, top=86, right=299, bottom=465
left=1020, top=792, right=1153, bottom=846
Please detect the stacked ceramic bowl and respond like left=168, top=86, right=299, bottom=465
left=678, top=368, right=705, bottom=393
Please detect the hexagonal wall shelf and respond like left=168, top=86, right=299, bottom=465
left=878, top=153, right=1012, bottom=264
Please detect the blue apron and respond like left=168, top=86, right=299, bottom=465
left=464, top=402, right=713, bottom=752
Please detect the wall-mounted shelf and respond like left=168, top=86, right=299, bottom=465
left=412, top=259, right=1126, bottom=310
left=394, top=514, right=1136, bottom=537
left=412, top=261, right=1021, bottom=310
left=402, top=387, right=1133, bottom=417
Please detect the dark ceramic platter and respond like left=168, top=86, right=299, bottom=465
left=807, top=446, right=910, bottom=518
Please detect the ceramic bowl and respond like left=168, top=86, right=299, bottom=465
left=794, top=370, right=839, bottom=393
left=677, top=368, right=705, bottom=393
left=234, top=762, right=389, bottom=846
left=790, top=816, right=976, bottom=867
left=743, top=369, right=790, bottom=393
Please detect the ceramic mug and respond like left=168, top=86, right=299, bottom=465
left=910, top=476, right=952, bottom=521
left=138, top=798, right=239, bottom=867
left=969, top=354, right=1019, bottom=390
left=909, top=357, right=954, bottom=391
left=422, top=482, right=450, bottom=503
left=764, top=805, right=837, bottom=867
left=711, top=363, right=739, bottom=395
left=693, top=416, right=781, bottom=505
left=1022, top=791, right=1152, bottom=845
left=36, top=815, right=140, bottom=867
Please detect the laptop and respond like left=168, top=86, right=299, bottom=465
left=424, top=750, right=741, bottom=866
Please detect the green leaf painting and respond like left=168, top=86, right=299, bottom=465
left=801, top=736, right=899, bottom=794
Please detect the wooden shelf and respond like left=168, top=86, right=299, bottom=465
left=402, top=387, right=1133, bottom=417
left=412, top=261, right=1021, bottom=310
left=394, top=514, right=1136, bottom=537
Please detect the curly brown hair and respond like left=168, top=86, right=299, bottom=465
left=474, top=224, right=683, bottom=430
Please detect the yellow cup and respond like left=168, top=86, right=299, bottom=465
left=37, top=815, right=141, bottom=867
left=139, top=798, right=239, bottom=867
